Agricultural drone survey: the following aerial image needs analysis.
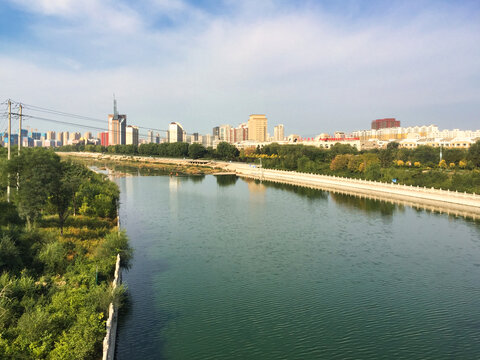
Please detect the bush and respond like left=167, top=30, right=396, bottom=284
left=38, top=241, right=67, bottom=275
left=94, top=230, right=133, bottom=274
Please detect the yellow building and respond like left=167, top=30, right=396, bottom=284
left=248, top=114, right=268, bottom=142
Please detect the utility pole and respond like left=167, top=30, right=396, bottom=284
left=7, top=100, right=11, bottom=202
left=17, top=104, right=22, bottom=192
left=18, top=104, right=22, bottom=155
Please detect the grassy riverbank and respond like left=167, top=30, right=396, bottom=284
left=0, top=148, right=132, bottom=359
left=59, top=153, right=219, bottom=176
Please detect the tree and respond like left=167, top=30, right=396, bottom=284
left=386, top=141, right=400, bottom=150
left=9, top=149, right=62, bottom=228
left=48, top=162, right=87, bottom=235
left=215, top=142, right=239, bottom=160
left=330, top=154, right=352, bottom=171
left=188, top=143, right=207, bottom=159
left=467, top=140, right=480, bottom=167
left=365, top=163, right=382, bottom=181
left=0, top=202, right=23, bottom=227
left=413, top=145, right=438, bottom=165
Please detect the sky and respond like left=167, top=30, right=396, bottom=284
left=0, top=0, right=479, bottom=136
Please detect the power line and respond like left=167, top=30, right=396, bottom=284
left=2, top=99, right=208, bottom=144
left=15, top=101, right=171, bottom=134
left=15, top=113, right=164, bottom=140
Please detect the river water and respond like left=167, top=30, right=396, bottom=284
left=115, top=174, right=480, bottom=359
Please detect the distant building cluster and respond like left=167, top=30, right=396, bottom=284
left=352, top=123, right=480, bottom=149
left=2, top=102, right=479, bottom=152
left=0, top=129, right=101, bottom=148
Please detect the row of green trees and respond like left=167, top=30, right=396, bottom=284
left=0, top=148, right=132, bottom=359
left=57, top=141, right=240, bottom=160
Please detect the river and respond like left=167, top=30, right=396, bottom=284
left=115, top=174, right=480, bottom=359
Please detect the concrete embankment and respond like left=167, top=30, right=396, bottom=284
left=60, top=152, right=480, bottom=218
left=225, top=163, right=480, bottom=218
left=102, top=254, right=122, bottom=360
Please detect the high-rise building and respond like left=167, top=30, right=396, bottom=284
left=155, top=133, right=160, bottom=144
left=274, top=124, right=284, bottom=141
left=69, top=132, right=81, bottom=141
left=213, top=126, right=220, bottom=138
left=203, top=134, right=213, bottom=147
left=248, top=114, right=267, bottom=142
left=168, top=122, right=184, bottom=143
left=233, top=123, right=248, bottom=142
left=219, top=125, right=232, bottom=143
left=62, top=132, right=69, bottom=145
left=83, top=131, right=92, bottom=139
left=108, top=97, right=127, bottom=145
left=147, top=130, right=154, bottom=143
left=46, top=131, right=56, bottom=140
left=126, top=126, right=139, bottom=146
left=371, top=118, right=400, bottom=130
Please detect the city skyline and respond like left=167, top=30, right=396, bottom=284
left=1, top=1, right=480, bottom=134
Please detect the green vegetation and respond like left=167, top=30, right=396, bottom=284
left=55, top=140, right=480, bottom=193
left=246, top=142, right=480, bottom=194
left=57, top=141, right=240, bottom=161
left=0, top=148, right=131, bottom=359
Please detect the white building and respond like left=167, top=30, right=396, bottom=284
left=126, top=126, right=139, bottom=146
left=274, top=124, right=285, bottom=141
left=168, top=122, right=184, bottom=143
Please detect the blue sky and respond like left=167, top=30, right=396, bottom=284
left=1, top=0, right=479, bottom=136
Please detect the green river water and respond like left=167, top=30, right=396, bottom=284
left=115, top=174, right=480, bottom=359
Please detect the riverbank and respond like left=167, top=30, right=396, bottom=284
left=58, top=151, right=222, bottom=175
left=228, top=164, right=480, bottom=219
left=59, top=152, right=480, bottom=218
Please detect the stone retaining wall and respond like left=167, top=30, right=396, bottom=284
left=232, top=166, right=480, bottom=217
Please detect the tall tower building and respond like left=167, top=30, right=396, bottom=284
left=108, top=97, right=127, bottom=145
left=248, top=114, right=267, bottom=142
left=274, top=124, right=284, bottom=141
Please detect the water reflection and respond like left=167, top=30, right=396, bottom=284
left=244, top=178, right=267, bottom=193
left=257, top=180, right=328, bottom=201
left=188, top=175, right=206, bottom=183
left=215, top=175, right=238, bottom=187
left=330, top=192, right=402, bottom=217
left=169, top=176, right=180, bottom=192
